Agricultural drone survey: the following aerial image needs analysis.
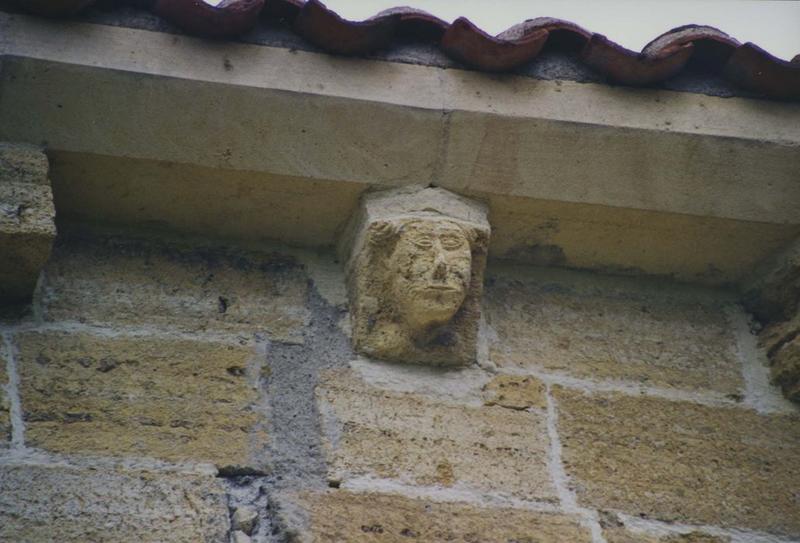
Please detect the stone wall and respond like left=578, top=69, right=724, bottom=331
left=1, top=229, right=799, bottom=543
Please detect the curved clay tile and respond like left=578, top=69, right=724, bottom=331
left=581, top=34, right=694, bottom=85
left=153, top=0, right=265, bottom=38
left=441, top=17, right=548, bottom=72
left=724, top=43, right=800, bottom=100
left=7, top=0, right=800, bottom=99
left=374, top=7, right=448, bottom=42
left=292, top=0, right=399, bottom=55
left=642, top=25, right=739, bottom=68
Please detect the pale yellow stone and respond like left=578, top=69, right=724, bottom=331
left=341, top=186, right=490, bottom=366
left=487, top=266, right=743, bottom=395
left=482, top=374, right=547, bottom=410
left=0, top=463, right=229, bottom=542
left=42, top=235, right=308, bottom=342
left=296, top=490, right=592, bottom=542
left=317, top=369, right=556, bottom=501
left=17, top=330, right=268, bottom=470
left=554, top=386, right=800, bottom=536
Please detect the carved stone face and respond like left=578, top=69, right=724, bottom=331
left=342, top=186, right=490, bottom=366
left=389, top=220, right=472, bottom=335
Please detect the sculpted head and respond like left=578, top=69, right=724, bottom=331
left=387, top=219, right=472, bottom=333
left=342, top=186, right=490, bottom=366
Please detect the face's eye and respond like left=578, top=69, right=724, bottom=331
left=440, top=235, right=465, bottom=250
left=411, top=234, right=434, bottom=249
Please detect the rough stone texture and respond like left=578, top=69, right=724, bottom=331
left=487, top=267, right=743, bottom=395
left=481, top=374, right=547, bottom=410
left=317, top=369, right=556, bottom=501
left=554, top=386, right=800, bottom=536
left=294, top=490, right=591, bottom=542
left=341, top=186, right=490, bottom=366
left=0, top=462, right=229, bottom=542
left=0, top=143, right=56, bottom=303
left=769, top=334, right=800, bottom=402
left=758, top=313, right=800, bottom=403
left=604, top=527, right=729, bottom=543
left=0, top=142, right=49, bottom=184
left=17, top=330, right=268, bottom=471
left=742, top=237, right=800, bottom=323
left=0, top=352, right=9, bottom=446
left=41, top=234, right=308, bottom=342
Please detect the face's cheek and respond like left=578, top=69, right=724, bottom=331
left=447, top=250, right=472, bottom=289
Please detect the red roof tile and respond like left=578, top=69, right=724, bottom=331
left=11, top=0, right=800, bottom=99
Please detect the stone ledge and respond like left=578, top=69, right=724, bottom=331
left=1, top=14, right=799, bottom=285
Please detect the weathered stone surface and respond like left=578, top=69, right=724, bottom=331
left=741, top=236, right=800, bottom=323
left=487, top=267, right=743, bottom=395
left=17, top=330, right=268, bottom=470
left=341, top=186, right=490, bottom=366
left=317, top=369, right=556, bottom=501
left=296, top=490, right=592, bottom=542
left=232, top=506, right=258, bottom=535
left=481, top=374, right=547, bottom=410
left=41, top=234, right=308, bottom=342
left=554, top=387, right=800, bottom=536
left=0, top=463, right=229, bottom=542
left=759, top=314, right=800, bottom=403
left=0, top=143, right=56, bottom=303
left=0, top=142, right=49, bottom=185
left=604, top=527, right=729, bottom=543
left=0, top=354, right=10, bottom=446
left=770, top=335, right=800, bottom=402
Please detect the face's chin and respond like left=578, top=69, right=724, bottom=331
left=399, top=285, right=466, bottom=333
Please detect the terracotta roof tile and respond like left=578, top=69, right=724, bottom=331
left=10, top=0, right=800, bottom=99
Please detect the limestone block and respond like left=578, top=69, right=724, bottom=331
left=41, top=235, right=308, bottom=342
left=0, top=355, right=9, bottom=446
left=0, top=143, right=56, bottom=304
left=294, top=490, right=592, bottom=542
left=554, top=386, right=800, bottom=536
left=486, top=267, right=743, bottom=395
left=317, top=369, right=556, bottom=501
left=341, top=186, right=490, bottom=366
left=0, top=463, right=229, bottom=542
left=481, top=374, right=547, bottom=410
left=17, top=330, right=268, bottom=471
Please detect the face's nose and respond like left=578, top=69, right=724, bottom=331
left=432, top=245, right=447, bottom=281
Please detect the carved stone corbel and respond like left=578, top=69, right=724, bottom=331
left=340, top=186, right=490, bottom=366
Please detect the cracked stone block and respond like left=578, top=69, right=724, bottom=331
left=41, top=235, right=308, bottom=342
left=554, top=386, right=800, bottom=536
left=292, top=490, right=592, bottom=542
left=317, top=369, right=555, bottom=501
left=486, top=266, right=743, bottom=395
left=0, top=463, right=229, bottom=542
left=17, top=330, right=269, bottom=471
left=0, top=143, right=56, bottom=304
